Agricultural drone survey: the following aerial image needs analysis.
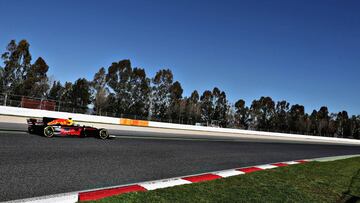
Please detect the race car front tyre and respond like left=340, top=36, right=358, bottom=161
left=44, top=126, right=55, bottom=138
left=98, top=129, right=109, bottom=139
left=28, top=127, right=34, bottom=134
left=81, top=128, right=87, bottom=138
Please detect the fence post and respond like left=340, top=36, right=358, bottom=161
left=57, top=102, right=61, bottom=111
left=4, top=93, right=7, bottom=106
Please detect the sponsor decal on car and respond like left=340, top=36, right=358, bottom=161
left=47, top=118, right=74, bottom=126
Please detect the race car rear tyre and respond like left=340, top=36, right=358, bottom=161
left=99, top=129, right=109, bottom=139
left=44, top=126, right=55, bottom=138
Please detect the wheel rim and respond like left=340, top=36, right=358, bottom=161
left=99, top=130, right=108, bottom=139
left=44, top=126, right=54, bottom=137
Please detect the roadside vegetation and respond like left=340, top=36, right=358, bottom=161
left=1, top=39, right=360, bottom=139
left=89, top=157, right=360, bottom=203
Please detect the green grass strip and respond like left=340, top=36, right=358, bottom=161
left=88, top=157, right=360, bottom=203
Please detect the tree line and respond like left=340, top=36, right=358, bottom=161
left=1, top=39, right=359, bottom=139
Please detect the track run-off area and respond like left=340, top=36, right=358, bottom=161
left=0, top=123, right=360, bottom=202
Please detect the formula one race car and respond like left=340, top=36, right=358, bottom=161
left=27, top=117, right=109, bottom=139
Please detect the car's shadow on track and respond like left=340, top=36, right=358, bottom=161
left=26, top=132, right=115, bottom=140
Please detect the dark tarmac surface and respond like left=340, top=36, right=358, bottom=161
left=0, top=128, right=359, bottom=201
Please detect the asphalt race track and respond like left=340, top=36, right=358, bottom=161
left=0, top=125, right=359, bottom=201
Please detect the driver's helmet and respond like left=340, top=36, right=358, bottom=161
left=67, top=118, right=74, bottom=126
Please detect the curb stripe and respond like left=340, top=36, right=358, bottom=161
left=139, top=178, right=192, bottom=190
left=256, top=164, right=278, bottom=169
left=13, top=155, right=360, bottom=203
left=182, top=174, right=222, bottom=183
left=271, top=163, right=289, bottom=167
left=11, top=158, right=314, bottom=203
left=9, top=193, right=79, bottom=203
left=238, top=167, right=263, bottom=173
left=213, top=169, right=245, bottom=177
left=78, top=185, right=146, bottom=201
left=283, top=161, right=299, bottom=165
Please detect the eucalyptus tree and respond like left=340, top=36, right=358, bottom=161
left=212, top=87, right=229, bottom=127
left=106, top=60, right=132, bottom=115
left=250, top=96, right=275, bottom=131
left=350, top=115, right=360, bottom=139
left=185, top=90, right=201, bottom=124
left=48, top=81, right=64, bottom=101
left=92, top=67, right=109, bottom=115
left=317, top=106, right=330, bottom=136
left=128, top=67, right=150, bottom=118
left=168, top=81, right=183, bottom=122
left=151, top=69, right=173, bottom=120
left=309, top=110, right=318, bottom=135
left=200, top=90, right=213, bottom=125
left=273, top=100, right=290, bottom=132
left=288, top=104, right=306, bottom=133
left=70, top=78, right=92, bottom=113
left=23, top=57, right=49, bottom=98
left=234, top=99, right=250, bottom=129
left=1, top=40, right=32, bottom=96
left=335, top=111, right=351, bottom=138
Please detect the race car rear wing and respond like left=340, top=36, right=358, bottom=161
left=27, top=117, right=58, bottom=126
left=27, top=118, right=44, bottom=126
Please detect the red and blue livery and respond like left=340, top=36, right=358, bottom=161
left=27, top=117, right=109, bottom=139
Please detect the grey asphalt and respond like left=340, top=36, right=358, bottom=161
left=0, top=124, right=360, bottom=201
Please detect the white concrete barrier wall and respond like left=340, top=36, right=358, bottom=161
left=1, top=106, right=360, bottom=144
left=148, top=121, right=360, bottom=144
left=0, top=106, right=119, bottom=125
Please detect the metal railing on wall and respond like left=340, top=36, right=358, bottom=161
left=0, top=93, right=205, bottom=126
left=0, top=93, right=350, bottom=138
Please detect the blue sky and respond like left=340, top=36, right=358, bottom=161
left=1, top=0, right=359, bottom=115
